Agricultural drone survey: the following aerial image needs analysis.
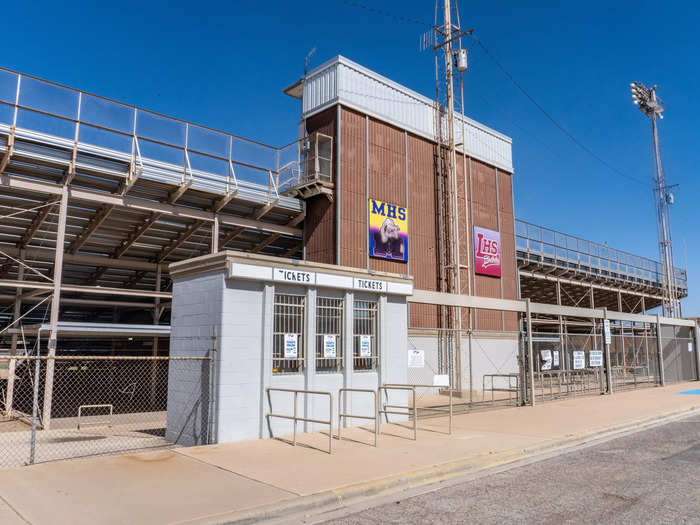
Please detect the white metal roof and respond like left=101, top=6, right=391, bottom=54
left=286, top=56, right=514, bottom=173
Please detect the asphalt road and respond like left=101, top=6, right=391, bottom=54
left=320, top=416, right=700, bottom=524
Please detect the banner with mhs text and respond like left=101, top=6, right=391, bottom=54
left=474, top=226, right=501, bottom=277
left=368, top=199, right=408, bottom=262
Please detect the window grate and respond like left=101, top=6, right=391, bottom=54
left=273, top=294, right=305, bottom=374
left=353, top=300, right=378, bottom=371
left=315, top=297, right=344, bottom=373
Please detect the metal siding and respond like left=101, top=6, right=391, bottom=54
left=407, top=133, right=438, bottom=328
left=339, top=107, right=366, bottom=269
left=368, top=118, right=407, bottom=276
left=303, top=108, right=336, bottom=264
left=302, top=57, right=513, bottom=173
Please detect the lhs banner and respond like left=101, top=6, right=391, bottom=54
left=473, top=226, right=501, bottom=277
left=368, top=199, right=408, bottom=262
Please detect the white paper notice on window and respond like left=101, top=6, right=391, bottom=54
left=540, top=349, right=552, bottom=371
left=589, top=350, right=603, bottom=368
left=323, top=334, right=336, bottom=359
left=360, top=335, right=372, bottom=357
left=284, top=333, right=298, bottom=359
left=408, top=349, right=425, bottom=368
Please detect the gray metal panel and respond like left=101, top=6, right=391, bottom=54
left=300, top=56, right=514, bottom=173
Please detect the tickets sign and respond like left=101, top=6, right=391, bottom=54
left=473, top=226, right=501, bottom=277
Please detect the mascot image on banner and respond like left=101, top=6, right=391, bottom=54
left=368, top=199, right=408, bottom=262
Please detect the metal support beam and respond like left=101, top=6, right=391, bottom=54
left=4, top=259, right=24, bottom=416
left=68, top=204, right=114, bottom=254
left=211, top=216, right=219, bottom=253
left=526, top=298, right=535, bottom=406
left=42, top=186, right=68, bottom=430
left=18, top=199, right=58, bottom=249
left=603, top=307, right=613, bottom=395
left=0, top=174, right=302, bottom=236
left=656, top=314, right=665, bottom=386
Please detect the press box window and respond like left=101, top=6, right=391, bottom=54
left=353, top=300, right=378, bottom=371
left=273, top=294, right=305, bottom=374
left=315, top=297, right=343, bottom=373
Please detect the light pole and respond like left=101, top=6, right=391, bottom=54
left=630, top=82, right=680, bottom=317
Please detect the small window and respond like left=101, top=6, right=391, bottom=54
left=315, top=297, right=343, bottom=373
left=273, top=294, right=305, bottom=374
left=353, top=300, right=378, bottom=371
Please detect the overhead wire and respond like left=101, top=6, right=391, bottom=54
left=333, top=0, right=649, bottom=187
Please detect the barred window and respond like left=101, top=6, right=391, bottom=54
left=273, top=294, right=305, bottom=374
left=315, top=297, right=343, bottom=373
left=353, top=300, right=378, bottom=371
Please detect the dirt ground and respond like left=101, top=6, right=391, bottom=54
left=0, top=417, right=30, bottom=434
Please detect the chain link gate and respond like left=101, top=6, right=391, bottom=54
left=0, top=354, right=212, bottom=468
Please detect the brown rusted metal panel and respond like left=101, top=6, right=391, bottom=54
left=339, top=107, right=367, bottom=269
left=368, top=118, right=407, bottom=275
left=303, top=107, right=337, bottom=264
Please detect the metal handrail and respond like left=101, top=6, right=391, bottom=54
left=379, top=384, right=453, bottom=439
left=338, top=388, right=378, bottom=447
left=77, top=404, right=113, bottom=430
left=515, top=219, right=687, bottom=289
left=265, top=387, right=334, bottom=454
left=482, top=373, right=519, bottom=404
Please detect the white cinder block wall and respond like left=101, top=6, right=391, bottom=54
left=166, top=253, right=413, bottom=445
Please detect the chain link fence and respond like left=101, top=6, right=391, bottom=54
left=0, top=355, right=211, bottom=468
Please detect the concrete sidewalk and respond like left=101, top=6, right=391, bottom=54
left=1, top=383, right=699, bottom=525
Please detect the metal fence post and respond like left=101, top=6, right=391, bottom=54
left=29, top=333, right=42, bottom=465
left=656, top=314, right=665, bottom=386
left=603, top=308, right=613, bottom=395
left=694, top=323, right=700, bottom=382
left=526, top=298, right=535, bottom=406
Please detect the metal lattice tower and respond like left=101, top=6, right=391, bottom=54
left=630, top=82, right=681, bottom=318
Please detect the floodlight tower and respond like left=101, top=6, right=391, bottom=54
left=630, top=82, right=681, bottom=317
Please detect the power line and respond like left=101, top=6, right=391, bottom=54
left=334, top=0, right=648, bottom=187
left=469, top=36, right=647, bottom=186
left=337, top=0, right=431, bottom=27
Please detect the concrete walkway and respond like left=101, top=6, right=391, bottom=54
left=0, top=382, right=699, bottom=525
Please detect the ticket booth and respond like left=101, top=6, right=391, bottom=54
left=166, top=252, right=413, bottom=445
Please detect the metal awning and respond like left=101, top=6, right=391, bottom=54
left=9, top=322, right=170, bottom=338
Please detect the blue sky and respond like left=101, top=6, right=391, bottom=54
left=4, top=0, right=698, bottom=314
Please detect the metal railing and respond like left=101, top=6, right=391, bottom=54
left=338, top=388, right=378, bottom=447
left=76, top=404, right=113, bottom=430
left=379, top=384, right=453, bottom=439
left=482, top=374, right=520, bottom=404
left=265, top=387, right=334, bottom=454
left=515, top=220, right=688, bottom=291
left=0, top=67, right=303, bottom=203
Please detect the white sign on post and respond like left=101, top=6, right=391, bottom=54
left=573, top=350, right=586, bottom=370
left=589, top=350, right=604, bottom=368
left=603, top=319, right=611, bottom=345
left=540, top=349, right=552, bottom=371
left=408, top=349, right=425, bottom=368
left=284, top=333, right=298, bottom=359
left=359, top=335, right=372, bottom=357
left=433, top=374, right=450, bottom=387
left=553, top=351, right=560, bottom=367
left=689, top=342, right=693, bottom=353
left=323, top=335, right=336, bottom=359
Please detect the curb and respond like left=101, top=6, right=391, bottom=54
left=183, top=403, right=700, bottom=525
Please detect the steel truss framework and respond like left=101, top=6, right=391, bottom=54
left=0, top=67, right=305, bottom=335
left=516, top=220, right=687, bottom=317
